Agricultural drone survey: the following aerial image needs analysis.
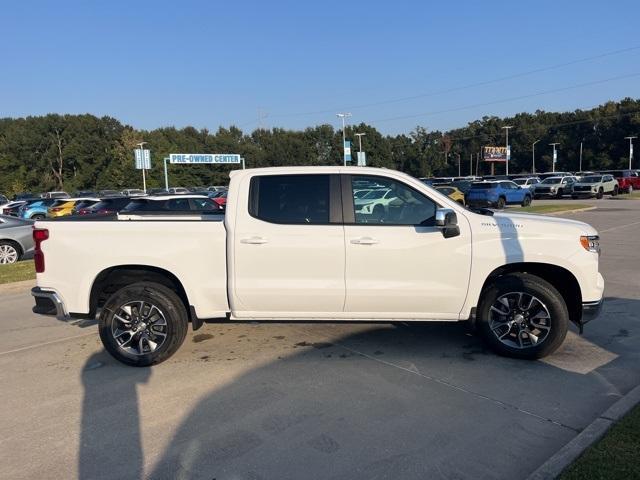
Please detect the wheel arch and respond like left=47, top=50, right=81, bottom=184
left=89, top=265, right=201, bottom=329
left=477, top=262, right=582, bottom=324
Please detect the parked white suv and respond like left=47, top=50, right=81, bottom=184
left=571, top=174, right=619, bottom=199
left=532, top=176, right=577, bottom=198
left=31, top=167, right=604, bottom=366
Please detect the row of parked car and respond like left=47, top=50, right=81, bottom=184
left=422, top=169, right=640, bottom=209
left=0, top=186, right=228, bottom=221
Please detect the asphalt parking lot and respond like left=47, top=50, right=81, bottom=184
left=1, top=198, right=639, bottom=480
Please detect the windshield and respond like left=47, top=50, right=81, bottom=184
left=470, top=183, right=494, bottom=189
left=513, top=179, right=526, bottom=185
left=362, top=189, right=388, bottom=199
left=541, top=178, right=562, bottom=184
left=581, top=176, right=602, bottom=183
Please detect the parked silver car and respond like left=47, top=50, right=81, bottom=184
left=0, top=215, right=35, bottom=264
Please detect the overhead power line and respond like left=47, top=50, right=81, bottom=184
left=237, top=45, right=640, bottom=127
left=369, top=72, right=640, bottom=124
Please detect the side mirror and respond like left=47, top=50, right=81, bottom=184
left=435, top=208, right=460, bottom=238
left=435, top=208, right=458, bottom=227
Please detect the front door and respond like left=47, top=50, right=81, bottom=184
left=232, top=173, right=345, bottom=318
left=343, top=174, right=472, bottom=319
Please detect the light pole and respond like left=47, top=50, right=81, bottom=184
left=532, top=140, right=539, bottom=174
left=579, top=141, right=583, bottom=172
left=163, top=157, right=170, bottom=191
left=136, top=142, right=147, bottom=192
left=625, top=136, right=637, bottom=170
left=549, top=143, right=560, bottom=172
left=502, top=125, right=513, bottom=175
left=336, top=113, right=352, bottom=166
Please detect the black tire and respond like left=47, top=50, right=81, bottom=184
left=533, top=195, right=540, bottom=200
left=31, top=214, right=45, bottom=220
left=98, top=282, right=188, bottom=366
left=596, top=188, right=603, bottom=199
left=476, top=273, right=569, bottom=359
left=571, top=195, right=578, bottom=200
left=556, top=188, right=564, bottom=199
left=611, top=186, right=618, bottom=197
left=521, top=195, right=531, bottom=207
left=496, top=197, right=506, bottom=209
left=0, top=240, right=22, bottom=264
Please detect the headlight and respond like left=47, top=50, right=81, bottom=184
left=580, top=235, right=600, bottom=254
left=550, top=186, right=557, bottom=192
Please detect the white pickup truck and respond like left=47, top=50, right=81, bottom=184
left=31, top=167, right=604, bottom=366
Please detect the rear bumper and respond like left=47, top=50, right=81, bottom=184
left=581, top=298, right=604, bottom=324
left=31, top=287, right=70, bottom=320
left=467, top=199, right=497, bottom=208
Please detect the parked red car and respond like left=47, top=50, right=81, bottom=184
left=601, top=170, right=640, bottom=193
left=209, top=191, right=227, bottom=208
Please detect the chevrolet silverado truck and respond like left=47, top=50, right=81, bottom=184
left=31, top=167, right=604, bottom=366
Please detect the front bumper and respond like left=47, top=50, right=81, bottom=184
left=31, top=287, right=71, bottom=321
left=581, top=298, right=604, bottom=325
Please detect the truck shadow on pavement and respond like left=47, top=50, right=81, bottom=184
left=78, top=296, right=638, bottom=480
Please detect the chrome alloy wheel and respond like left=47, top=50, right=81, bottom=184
left=489, top=292, right=551, bottom=349
left=111, top=301, right=168, bottom=356
left=0, top=244, right=18, bottom=264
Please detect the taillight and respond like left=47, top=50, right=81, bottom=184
left=33, top=228, right=49, bottom=273
left=50, top=207, right=62, bottom=212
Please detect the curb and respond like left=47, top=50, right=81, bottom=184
left=0, top=279, right=35, bottom=294
left=526, top=383, right=640, bottom=480
left=545, top=206, right=597, bottom=216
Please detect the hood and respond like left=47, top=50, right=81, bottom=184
left=489, top=211, right=598, bottom=236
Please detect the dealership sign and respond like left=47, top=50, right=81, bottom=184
left=483, top=146, right=508, bottom=162
left=169, top=153, right=241, bottom=164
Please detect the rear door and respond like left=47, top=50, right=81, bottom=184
left=232, top=174, right=345, bottom=317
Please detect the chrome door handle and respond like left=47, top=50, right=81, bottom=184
left=350, top=237, right=379, bottom=245
left=240, top=236, right=268, bottom=245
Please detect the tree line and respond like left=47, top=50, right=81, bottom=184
left=1, top=98, right=639, bottom=196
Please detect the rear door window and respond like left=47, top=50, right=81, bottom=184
left=249, top=174, right=330, bottom=224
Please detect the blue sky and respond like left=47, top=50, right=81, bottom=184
left=1, top=0, right=639, bottom=135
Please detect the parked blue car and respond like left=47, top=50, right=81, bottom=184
left=466, top=181, right=532, bottom=209
left=19, top=199, right=58, bottom=220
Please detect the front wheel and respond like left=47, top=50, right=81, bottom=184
left=611, top=186, right=618, bottom=197
left=31, top=214, right=45, bottom=220
left=596, top=188, right=604, bottom=199
left=476, top=273, right=569, bottom=359
left=98, top=282, right=188, bottom=366
left=496, top=197, right=506, bottom=209
left=521, top=195, right=531, bottom=207
left=556, top=188, right=564, bottom=199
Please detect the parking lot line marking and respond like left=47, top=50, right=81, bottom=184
left=0, top=332, right=95, bottom=356
left=599, top=220, right=640, bottom=233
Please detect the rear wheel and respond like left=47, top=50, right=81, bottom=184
left=521, top=195, right=531, bottom=207
left=477, top=273, right=569, bottom=359
left=496, top=197, right=506, bottom=209
left=0, top=241, right=20, bottom=264
left=31, top=214, right=45, bottom=220
left=596, top=187, right=604, bottom=199
left=98, top=282, right=188, bottom=366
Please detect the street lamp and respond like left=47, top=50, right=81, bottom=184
left=532, top=140, right=540, bottom=174
left=549, top=143, right=560, bottom=173
left=625, top=136, right=637, bottom=170
left=502, top=126, right=513, bottom=175
left=136, top=142, right=147, bottom=192
left=336, top=113, right=352, bottom=166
